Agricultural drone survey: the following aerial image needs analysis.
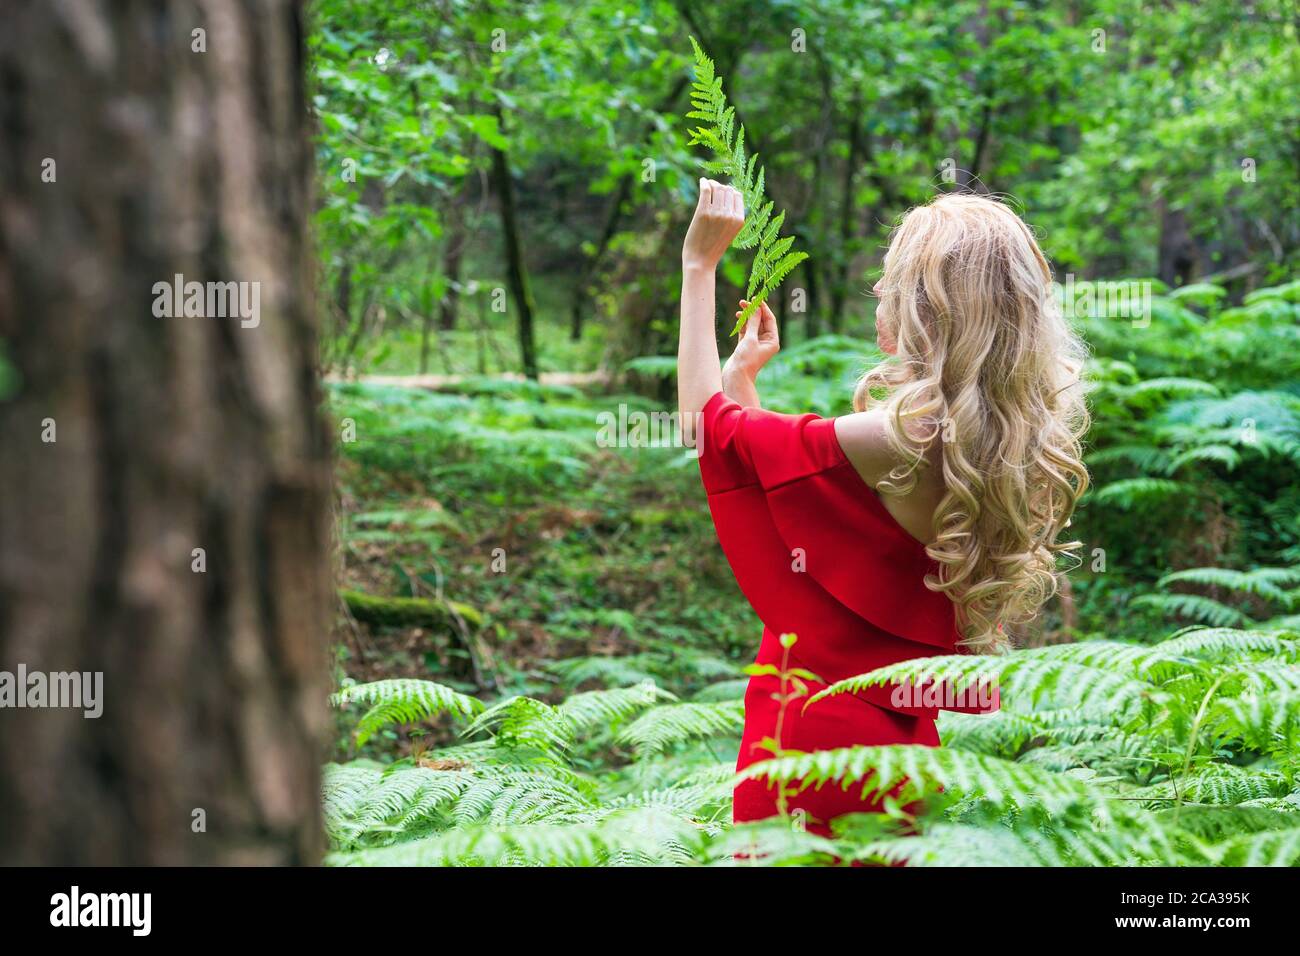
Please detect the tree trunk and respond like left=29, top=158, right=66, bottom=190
left=829, top=91, right=864, bottom=330
left=1157, top=199, right=1198, bottom=287
left=321, top=258, right=352, bottom=374
left=570, top=174, right=631, bottom=343
left=962, top=102, right=994, bottom=191
left=438, top=186, right=468, bottom=333
left=0, top=0, right=331, bottom=865
left=803, top=257, right=822, bottom=339
left=490, top=107, right=539, bottom=381
left=418, top=305, right=435, bottom=375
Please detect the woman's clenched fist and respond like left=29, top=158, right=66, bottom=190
left=682, top=178, right=745, bottom=271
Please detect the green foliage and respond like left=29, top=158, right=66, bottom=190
left=308, top=0, right=1300, bottom=867
left=325, top=621, right=1300, bottom=865
left=617, top=700, right=746, bottom=757
left=1129, top=566, right=1300, bottom=629
left=1067, top=281, right=1300, bottom=642
left=325, top=273, right=1299, bottom=865
left=685, top=37, right=808, bottom=335
left=311, top=2, right=1299, bottom=376
left=333, top=679, right=484, bottom=747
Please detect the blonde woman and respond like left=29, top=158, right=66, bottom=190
left=678, top=182, right=1089, bottom=837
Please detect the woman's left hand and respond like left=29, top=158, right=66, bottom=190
left=725, top=299, right=780, bottom=380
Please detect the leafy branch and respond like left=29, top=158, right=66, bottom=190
left=686, top=37, right=808, bottom=335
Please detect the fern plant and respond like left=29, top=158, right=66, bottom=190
left=685, top=36, right=808, bottom=335
left=324, top=279, right=1300, bottom=866
left=323, top=619, right=1300, bottom=866
left=1131, top=565, right=1300, bottom=627
left=745, top=624, right=1300, bottom=865
left=325, top=675, right=743, bottom=861
left=333, top=678, right=484, bottom=747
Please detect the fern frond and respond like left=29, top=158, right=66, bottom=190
left=1223, top=660, right=1300, bottom=696
left=1215, top=822, right=1300, bottom=866
left=1215, top=688, right=1300, bottom=750
left=1131, top=592, right=1252, bottom=627
left=1086, top=444, right=1176, bottom=472
left=545, top=655, right=661, bottom=688
left=557, top=681, right=675, bottom=735
left=936, top=709, right=1045, bottom=755
left=1130, top=763, right=1289, bottom=806
left=1090, top=477, right=1194, bottom=509
left=685, top=37, right=806, bottom=334
left=704, top=817, right=843, bottom=866
left=742, top=744, right=1105, bottom=816
left=444, top=763, right=597, bottom=825
left=1158, top=567, right=1300, bottom=605
left=691, top=678, right=749, bottom=701
left=321, top=761, right=482, bottom=849
left=605, top=779, right=733, bottom=817
left=805, top=651, right=1161, bottom=719
left=617, top=700, right=745, bottom=756
left=330, top=807, right=703, bottom=866
left=322, top=763, right=385, bottom=842
left=464, top=696, right=575, bottom=754
left=1015, top=733, right=1151, bottom=774
left=852, top=821, right=1077, bottom=867
left=1165, top=804, right=1300, bottom=842
left=1158, top=626, right=1300, bottom=661
left=333, top=679, right=485, bottom=746
left=1123, top=376, right=1221, bottom=405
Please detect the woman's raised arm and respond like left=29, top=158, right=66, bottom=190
left=678, top=179, right=744, bottom=437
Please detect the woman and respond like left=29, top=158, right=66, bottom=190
left=678, top=181, right=1090, bottom=837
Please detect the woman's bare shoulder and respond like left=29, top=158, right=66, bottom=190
left=832, top=410, right=896, bottom=487
left=834, top=409, right=941, bottom=487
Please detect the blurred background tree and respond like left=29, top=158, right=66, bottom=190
left=0, top=0, right=330, bottom=865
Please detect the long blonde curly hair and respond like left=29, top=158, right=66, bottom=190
left=853, top=194, right=1090, bottom=653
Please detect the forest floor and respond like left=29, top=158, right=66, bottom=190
left=328, top=377, right=756, bottom=758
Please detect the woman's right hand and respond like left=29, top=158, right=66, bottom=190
left=682, top=178, right=745, bottom=271
left=725, top=299, right=780, bottom=380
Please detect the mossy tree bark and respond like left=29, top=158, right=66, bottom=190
left=0, top=0, right=331, bottom=864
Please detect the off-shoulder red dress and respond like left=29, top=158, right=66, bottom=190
left=697, top=391, right=998, bottom=837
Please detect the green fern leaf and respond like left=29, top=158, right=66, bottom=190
left=333, top=679, right=484, bottom=747
left=685, top=37, right=806, bottom=334
left=1215, top=823, right=1300, bottom=866
left=617, top=700, right=745, bottom=757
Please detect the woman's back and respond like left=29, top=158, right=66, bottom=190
left=833, top=409, right=946, bottom=546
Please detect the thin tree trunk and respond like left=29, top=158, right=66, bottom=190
left=335, top=259, right=353, bottom=340
left=1157, top=199, right=1198, bottom=286
left=803, top=257, right=822, bottom=339
left=489, top=107, right=539, bottom=381
left=419, top=308, right=434, bottom=374
left=321, top=258, right=352, bottom=374
left=806, top=79, right=830, bottom=334
left=571, top=174, right=631, bottom=342
left=439, top=186, right=468, bottom=332
left=964, top=101, right=994, bottom=190
left=0, top=0, right=331, bottom=865
left=830, top=91, right=864, bottom=330
left=438, top=254, right=462, bottom=333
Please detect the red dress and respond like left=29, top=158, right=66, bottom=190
left=697, top=391, right=999, bottom=837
